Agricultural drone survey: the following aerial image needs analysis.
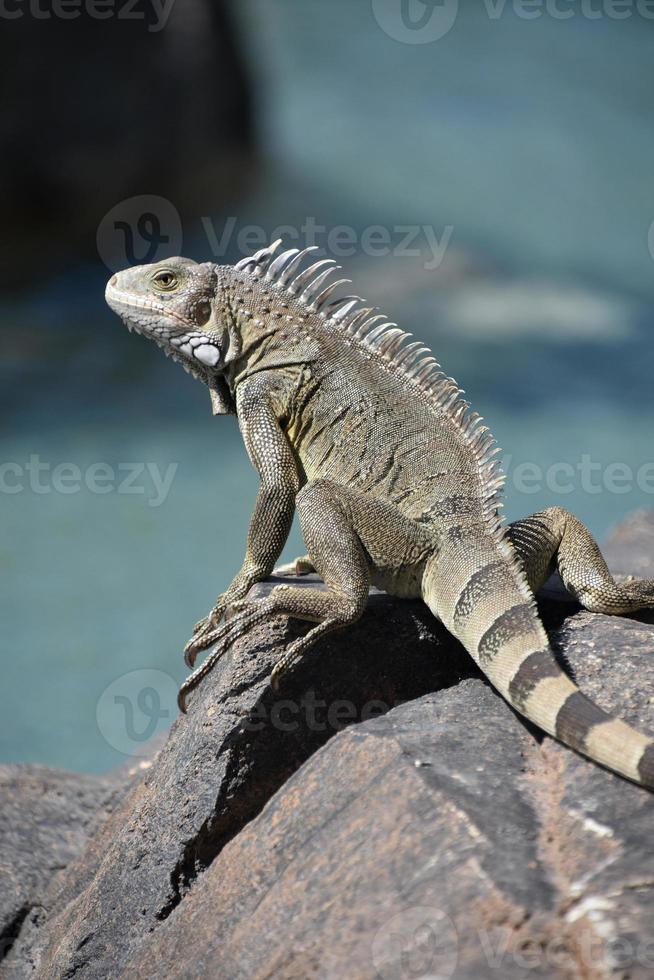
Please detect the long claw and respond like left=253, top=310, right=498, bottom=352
left=178, top=603, right=279, bottom=713
left=184, top=627, right=213, bottom=667
left=184, top=635, right=204, bottom=668
left=185, top=610, right=225, bottom=666
left=184, top=621, right=226, bottom=667
left=184, top=598, right=254, bottom=666
left=270, top=656, right=292, bottom=693
left=177, top=640, right=233, bottom=716
left=270, top=669, right=282, bottom=694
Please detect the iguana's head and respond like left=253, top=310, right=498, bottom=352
left=105, top=257, right=230, bottom=380
left=106, top=241, right=350, bottom=414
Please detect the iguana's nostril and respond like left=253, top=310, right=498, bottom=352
left=109, top=275, right=117, bottom=287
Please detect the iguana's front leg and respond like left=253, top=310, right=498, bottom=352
left=185, top=375, right=299, bottom=666
left=508, top=505, right=654, bottom=613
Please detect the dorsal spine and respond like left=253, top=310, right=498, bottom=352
left=233, top=239, right=526, bottom=578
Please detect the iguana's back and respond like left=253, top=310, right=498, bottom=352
left=230, top=262, right=499, bottom=538
left=292, top=349, right=476, bottom=521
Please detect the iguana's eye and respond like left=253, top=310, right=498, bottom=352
left=151, top=269, right=178, bottom=291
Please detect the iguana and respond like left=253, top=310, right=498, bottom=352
left=105, top=240, right=654, bottom=788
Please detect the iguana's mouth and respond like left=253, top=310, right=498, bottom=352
left=105, top=282, right=191, bottom=333
left=105, top=282, right=221, bottom=377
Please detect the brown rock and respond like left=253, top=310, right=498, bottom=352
left=0, top=766, right=122, bottom=966
left=6, top=587, right=467, bottom=979
left=125, top=677, right=654, bottom=980
left=3, top=516, right=654, bottom=979
left=122, top=602, right=654, bottom=979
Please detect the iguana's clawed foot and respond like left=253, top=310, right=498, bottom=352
left=185, top=585, right=247, bottom=666
left=178, top=600, right=282, bottom=712
left=185, top=607, right=227, bottom=668
left=186, top=560, right=316, bottom=667
left=179, top=605, right=349, bottom=711
left=184, top=609, right=235, bottom=667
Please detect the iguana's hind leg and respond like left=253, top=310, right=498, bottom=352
left=508, top=505, right=654, bottom=614
left=267, top=479, right=372, bottom=690
left=178, top=479, right=430, bottom=709
left=269, top=480, right=430, bottom=687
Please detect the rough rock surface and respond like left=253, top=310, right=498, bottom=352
left=3, top=588, right=469, bottom=980
left=2, top=515, right=654, bottom=979
left=0, top=767, right=123, bottom=965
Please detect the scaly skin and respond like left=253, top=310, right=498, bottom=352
left=105, top=242, right=654, bottom=788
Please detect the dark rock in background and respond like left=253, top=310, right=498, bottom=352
left=1, top=514, right=654, bottom=979
left=0, top=0, right=254, bottom=289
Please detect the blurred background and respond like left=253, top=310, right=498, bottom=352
left=1, top=0, right=653, bottom=771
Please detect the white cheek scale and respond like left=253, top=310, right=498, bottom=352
left=193, top=345, right=220, bottom=367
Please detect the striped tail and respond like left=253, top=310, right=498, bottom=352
left=424, top=533, right=654, bottom=788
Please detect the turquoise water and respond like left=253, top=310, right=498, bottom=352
left=2, top=3, right=653, bottom=771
